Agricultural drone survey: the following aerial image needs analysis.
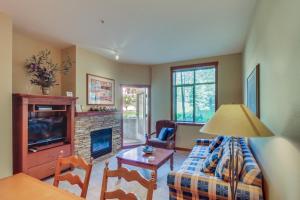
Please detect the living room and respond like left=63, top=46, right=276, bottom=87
left=0, top=0, right=299, bottom=200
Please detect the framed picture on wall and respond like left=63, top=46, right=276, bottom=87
left=247, top=64, right=260, bottom=118
left=86, top=73, right=115, bottom=105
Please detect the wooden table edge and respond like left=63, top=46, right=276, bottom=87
left=116, top=147, right=174, bottom=168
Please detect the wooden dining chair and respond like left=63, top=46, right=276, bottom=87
left=53, top=155, right=93, bottom=198
left=100, top=162, right=155, bottom=200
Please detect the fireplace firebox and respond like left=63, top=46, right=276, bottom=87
left=90, top=128, right=112, bottom=159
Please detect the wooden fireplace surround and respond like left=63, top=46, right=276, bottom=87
left=12, top=93, right=77, bottom=179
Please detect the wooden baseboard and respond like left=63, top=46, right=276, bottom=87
left=175, top=147, right=192, bottom=152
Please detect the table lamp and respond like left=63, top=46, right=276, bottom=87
left=200, top=104, right=273, bottom=200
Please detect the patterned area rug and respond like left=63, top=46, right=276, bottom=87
left=45, top=150, right=189, bottom=200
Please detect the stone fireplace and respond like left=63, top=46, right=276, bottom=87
left=74, top=112, right=121, bottom=162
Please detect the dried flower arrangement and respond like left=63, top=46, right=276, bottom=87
left=25, top=49, right=72, bottom=95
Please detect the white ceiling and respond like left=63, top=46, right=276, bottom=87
left=0, top=0, right=257, bottom=65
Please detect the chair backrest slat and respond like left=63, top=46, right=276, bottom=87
left=100, top=161, right=155, bottom=200
left=106, top=167, right=151, bottom=189
left=57, top=172, right=84, bottom=188
left=53, top=155, right=93, bottom=198
left=105, top=189, right=137, bottom=200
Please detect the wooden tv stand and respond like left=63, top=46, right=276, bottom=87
left=12, top=93, right=77, bottom=179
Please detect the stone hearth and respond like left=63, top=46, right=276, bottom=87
left=74, top=112, right=122, bottom=162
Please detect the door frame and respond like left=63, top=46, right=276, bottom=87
left=120, top=84, right=151, bottom=148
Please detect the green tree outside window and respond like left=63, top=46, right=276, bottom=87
left=172, top=65, right=216, bottom=124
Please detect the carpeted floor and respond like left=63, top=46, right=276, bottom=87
left=45, top=150, right=189, bottom=200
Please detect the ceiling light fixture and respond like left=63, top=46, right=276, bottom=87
left=90, top=46, right=120, bottom=61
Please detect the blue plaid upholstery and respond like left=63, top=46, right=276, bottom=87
left=208, top=136, right=225, bottom=153
left=189, top=145, right=209, bottom=159
left=215, top=138, right=244, bottom=182
left=196, top=138, right=212, bottom=146
left=168, top=171, right=263, bottom=200
left=179, top=157, right=207, bottom=174
left=201, top=146, right=223, bottom=173
left=168, top=137, right=263, bottom=200
left=240, top=138, right=263, bottom=187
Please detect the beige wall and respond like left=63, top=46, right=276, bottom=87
left=151, top=53, right=243, bottom=148
left=76, top=47, right=150, bottom=111
left=243, top=0, right=300, bottom=199
left=61, top=46, right=76, bottom=96
left=12, top=31, right=62, bottom=96
left=0, top=12, right=12, bottom=178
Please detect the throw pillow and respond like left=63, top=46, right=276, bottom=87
left=208, top=135, right=225, bottom=153
left=157, top=127, right=168, bottom=141
left=201, top=146, right=223, bottom=173
left=215, top=138, right=244, bottom=182
left=166, top=128, right=174, bottom=138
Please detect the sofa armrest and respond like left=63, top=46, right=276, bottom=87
left=167, top=171, right=263, bottom=200
left=195, top=138, right=212, bottom=146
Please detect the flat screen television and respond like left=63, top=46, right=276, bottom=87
left=28, top=116, right=67, bottom=147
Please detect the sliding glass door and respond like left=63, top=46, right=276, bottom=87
left=122, top=85, right=149, bottom=147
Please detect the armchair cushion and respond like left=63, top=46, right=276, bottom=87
left=158, top=127, right=169, bottom=141
left=149, top=138, right=167, bottom=144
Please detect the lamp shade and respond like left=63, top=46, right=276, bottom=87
left=200, top=104, right=273, bottom=137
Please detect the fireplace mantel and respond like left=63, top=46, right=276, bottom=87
left=75, top=111, right=121, bottom=117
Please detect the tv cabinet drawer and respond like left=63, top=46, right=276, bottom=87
left=27, top=144, right=71, bottom=168
left=27, top=160, right=57, bottom=179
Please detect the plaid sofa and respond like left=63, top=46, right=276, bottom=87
left=167, top=138, right=263, bottom=200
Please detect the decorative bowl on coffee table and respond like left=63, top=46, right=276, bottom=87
left=143, top=145, right=154, bottom=154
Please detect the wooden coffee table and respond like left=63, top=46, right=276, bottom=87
left=116, top=146, right=174, bottom=187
